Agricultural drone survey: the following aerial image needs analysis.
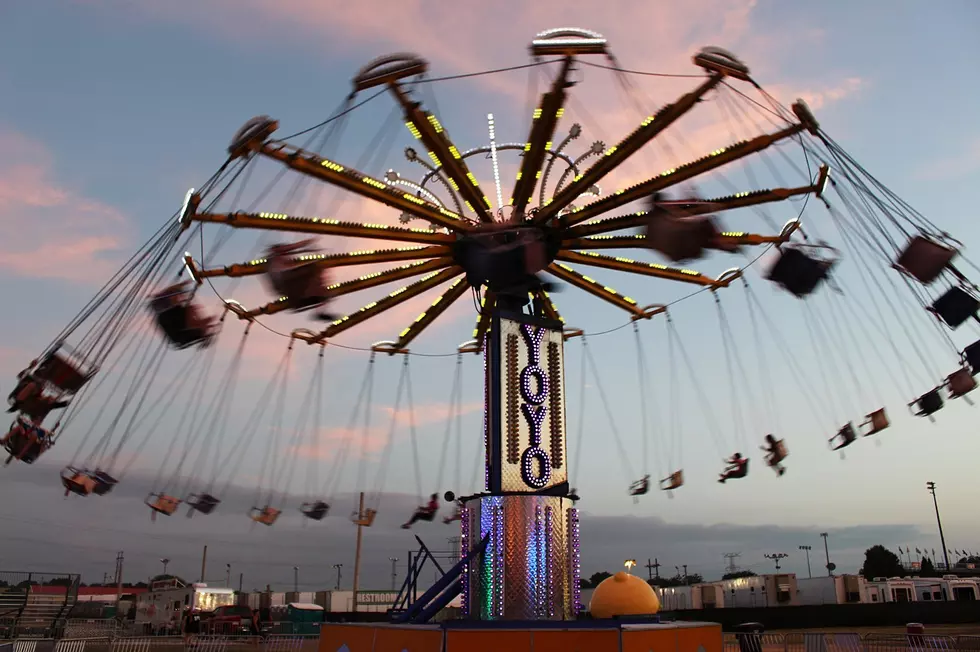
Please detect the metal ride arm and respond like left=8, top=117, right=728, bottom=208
left=533, top=74, right=724, bottom=224
left=531, top=288, right=564, bottom=323
left=556, top=250, right=731, bottom=287
left=315, top=266, right=464, bottom=341
left=545, top=262, right=645, bottom=317
left=472, top=291, right=496, bottom=345
left=559, top=122, right=806, bottom=227
left=389, top=84, right=493, bottom=222
left=511, top=56, right=575, bottom=216
left=237, top=258, right=455, bottom=320
left=197, top=245, right=451, bottom=279
left=257, top=141, right=471, bottom=232
left=563, top=167, right=828, bottom=238
left=563, top=228, right=797, bottom=250
left=191, top=211, right=453, bottom=245
left=393, top=277, right=469, bottom=349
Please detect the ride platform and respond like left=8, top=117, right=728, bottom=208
left=320, top=619, right=722, bottom=652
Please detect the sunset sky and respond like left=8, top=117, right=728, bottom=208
left=1, top=1, right=979, bottom=589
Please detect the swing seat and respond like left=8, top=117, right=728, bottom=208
left=909, top=388, right=944, bottom=418
left=645, top=213, right=720, bottom=262
left=895, top=236, right=956, bottom=285
left=415, top=508, right=437, bottom=523
left=250, top=506, right=281, bottom=526
left=929, top=287, right=979, bottom=329
left=659, top=470, right=684, bottom=491
left=765, top=246, right=835, bottom=298
left=33, top=346, right=96, bottom=395
left=2, top=418, right=51, bottom=464
left=186, top=493, right=221, bottom=514
left=831, top=422, right=858, bottom=448
left=146, top=493, right=181, bottom=516
left=946, top=368, right=977, bottom=399
left=150, top=289, right=219, bottom=349
left=61, top=467, right=98, bottom=496
left=351, top=508, right=377, bottom=527
left=963, top=340, right=980, bottom=375
left=267, top=262, right=331, bottom=312
left=90, top=470, right=118, bottom=495
left=629, top=479, right=650, bottom=496
left=859, top=409, right=889, bottom=436
left=300, top=501, right=330, bottom=521
left=720, top=458, right=749, bottom=482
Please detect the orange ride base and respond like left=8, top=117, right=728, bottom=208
left=319, top=620, right=722, bottom=652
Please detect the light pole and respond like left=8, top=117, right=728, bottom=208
left=798, top=545, right=813, bottom=578
left=927, top=482, right=951, bottom=571
left=293, top=566, right=299, bottom=593
left=389, top=558, right=399, bottom=591
left=820, top=533, right=835, bottom=576
left=333, top=564, right=343, bottom=590
left=765, top=553, right=788, bottom=571
left=160, top=558, right=170, bottom=576
left=226, top=564, right=231, bottom=588
left=624, top=560, right=637, bottom=574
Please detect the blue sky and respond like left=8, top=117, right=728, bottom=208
left=1, top=1, right=979, bottom=587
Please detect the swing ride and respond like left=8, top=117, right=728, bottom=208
left=3, top=25, right=980, bottom=629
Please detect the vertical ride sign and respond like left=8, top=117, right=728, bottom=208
left=486, top=311, right=568, bottom=493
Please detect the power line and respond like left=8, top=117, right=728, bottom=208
left=723, top=552, right=741, bottom=574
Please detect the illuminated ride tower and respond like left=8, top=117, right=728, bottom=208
left=460, top=302, right=579, bottom=621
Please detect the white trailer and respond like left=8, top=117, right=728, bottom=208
left=135, top=580, right=236, bottom=634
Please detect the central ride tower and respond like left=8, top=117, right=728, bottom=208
left=460, top=304, right=579, bottom=620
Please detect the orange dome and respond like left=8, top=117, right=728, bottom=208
left=589, top=571, right=661, bottom=618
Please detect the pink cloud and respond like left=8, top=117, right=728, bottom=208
left=0, top=128, right=131, bottom=282
left=380, top=400, right=483, bottom=427
left=915, top=137, right=980, bottom=181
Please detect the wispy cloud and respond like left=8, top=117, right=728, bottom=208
left=0, top=128, right=132, bottom=282
left=915, top=137, right=980, bottom=181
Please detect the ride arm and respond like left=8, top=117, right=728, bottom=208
left=511, top=56, right=575, bottom=216
left=191, top=211, right=453, bottom=245
left=236, top=258, right=454, bottom=320
left=545, top=262, right=646, bottom=317
left=198, top=245, right=451, bottom=279
left=315, top=267, right=464, bottom=342
left=556, top=250, right=722, bottom=287
left=472, top=291, right=496, bottom=346
left=390, top=84, right=493, bottom=221
left=560, top=122, right=807, bottom=227
left=534, top=74, right=724, bottom=224
left=564, top=169, right=827, bottom=238
left=564, top=227, right=798, bottom=250
left=257, top=141, right=471, bottom=231
left=531, top=288, right=563, bottom=323
left=393, top=277, right=469, bottom=349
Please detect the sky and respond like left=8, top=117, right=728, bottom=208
left=1, top=0, right=980, bottom=591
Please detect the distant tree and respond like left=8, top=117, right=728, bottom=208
left=685, top=573, right=704, bottom=585
left=579, top=578, right=592, bottom=589
left=588, top=572, right=612, bottom=587
left=0, top=581, right=8, bottom=588
left=15, top=580, right=32, bottom=589
left=150, top=574, right=186, bottom=585
left=861, top=545, right=904, bottom=579
left=722, top=570, right=757, bottom=580
left=44, top=577, right=75, bottom=587
left=133, top=582, right=148, bottom=588
left=919, top=557, right=937, bottom=577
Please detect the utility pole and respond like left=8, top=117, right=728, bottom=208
left=114, top=551, right=124, bottom=613
left=820, top=533, right=835, bottom=576
left=200, top=545, right=208, bottom=584
left=226, top=564, right=231, bottom=588
left=239, top=573, right=243, bottom=593
left=927, top=482, right=951, bottom=571
left=765, top=553, right=788, bottom=571
left=389, top=558, right=399, bottom=591
left=682, top=564, right=688, bottom=584
left=645, top=558, right=661, bottom=581
left=352, top=492, right=366, bottom=614
left=293, top=567, right=299, bottom=593
left=723, top=553, right=741, bottom=575
left=333, top=564, right=343, bottom=591
left=798, top=545, right=813, bottom=578
left=160, top=558, right=170, bottom=577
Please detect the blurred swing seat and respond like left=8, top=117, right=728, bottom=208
left=301, top=500, right=330, bottom=521
left=895, top=236, right=956, bottom=285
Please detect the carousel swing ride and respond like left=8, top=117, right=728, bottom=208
left=4, top=26, right=980, bottom=645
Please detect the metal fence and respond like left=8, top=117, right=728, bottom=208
left=1, top=636, right=317, bottom=652
left=722, top=633, right=976, bottom=652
